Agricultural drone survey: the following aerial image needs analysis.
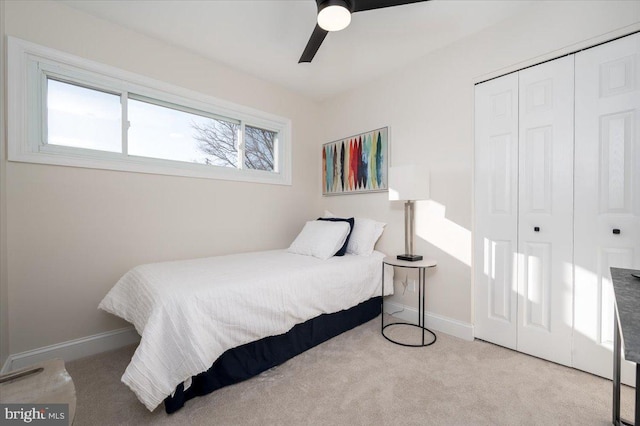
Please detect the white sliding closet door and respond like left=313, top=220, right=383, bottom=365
left=474, top=58, right=574, bottom=363
left=475, top=32, right=639, bottom=383
left=573, top=33, right=640, bottom=385
left=516, top=56, right=574, bottom=366
left=474, top=74, right=519, bottom=350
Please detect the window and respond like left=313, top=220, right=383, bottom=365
left=244, top=125, right=277, bottom=172
left=127, top=96, right=240, bottom=167
left=8, top=37, right=291, bottom=185
left=47, top=79, right=122, bottom=153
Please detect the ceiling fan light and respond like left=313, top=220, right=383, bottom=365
left=317, top=3, right=351, bottom=32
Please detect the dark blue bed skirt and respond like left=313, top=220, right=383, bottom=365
left=164, top=296, right=382, bottom=413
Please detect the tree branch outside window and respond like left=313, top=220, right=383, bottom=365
left=192, top=120, right=275, bottom=171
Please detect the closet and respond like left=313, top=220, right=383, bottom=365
left=474, top=32, right=639, bottom=385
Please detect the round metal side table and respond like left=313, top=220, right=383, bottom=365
left=382, top=256, right=437, bottom=347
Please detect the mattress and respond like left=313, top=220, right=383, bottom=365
left=99, top=249, right=392, bottom=411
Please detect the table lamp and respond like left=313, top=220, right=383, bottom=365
left=389, top=165, right=430, bottom=261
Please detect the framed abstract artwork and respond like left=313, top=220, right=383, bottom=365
left=322, top=127, right=388, bottom=196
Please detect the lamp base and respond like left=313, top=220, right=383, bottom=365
left=397, top=254, right=423, bottom=262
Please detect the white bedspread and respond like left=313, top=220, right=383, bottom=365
left=99, top=250, right=392, bottom=411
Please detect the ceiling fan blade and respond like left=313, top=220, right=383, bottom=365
left=299, top=24, right=329, bottom=63
left=352, top=0, right=428, bottom=13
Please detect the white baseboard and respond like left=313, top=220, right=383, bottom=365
left=1, top=327, right=140, bottom=374
left=383, top=300, right=474, bottom=341
left=0, top=304, right=473, bottom=373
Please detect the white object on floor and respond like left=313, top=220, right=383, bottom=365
left=0, top=358, right=76, bottom=424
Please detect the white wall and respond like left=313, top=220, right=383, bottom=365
left=2, top=0, right=321, bottom=356
left=321, top=1, right=640, bottom=324
left=1, top=0, right=9, bottom=367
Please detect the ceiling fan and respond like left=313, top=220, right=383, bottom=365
left=299, top=0, right=429, bottom=63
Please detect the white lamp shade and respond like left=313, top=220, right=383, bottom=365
left=317, top=4, right=351, bottom=31
left=388, top=165, right=430, bottom=201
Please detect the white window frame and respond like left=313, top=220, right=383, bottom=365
left=7, top=37, right=292, bottom=185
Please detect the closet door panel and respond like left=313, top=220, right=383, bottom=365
left=574, top=32, right=639, bottom=385
left=474, top=74, right=519, bottom=349
left=517, top=55, right=574, bottom=367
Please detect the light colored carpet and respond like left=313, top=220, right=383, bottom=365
left=66, top=316, right=635, bottom=425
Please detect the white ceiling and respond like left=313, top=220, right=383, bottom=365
left=61, top=0, right=537, bottom=101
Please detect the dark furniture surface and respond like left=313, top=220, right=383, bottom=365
left=611, top=267, right=640, bottom=426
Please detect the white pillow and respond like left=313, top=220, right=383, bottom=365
left=324, top=211, right=386, bottom=256
left=288, top=220, right=351, bottom=260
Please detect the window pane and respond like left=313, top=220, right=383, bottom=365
left=47, top=79, right=122, bottom=152
left=244, top=125, right=276, bottom=171
left=128, top=98, right=239, bottom=167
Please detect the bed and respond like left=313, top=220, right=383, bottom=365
left=99, top=247, right=392, bottom=413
